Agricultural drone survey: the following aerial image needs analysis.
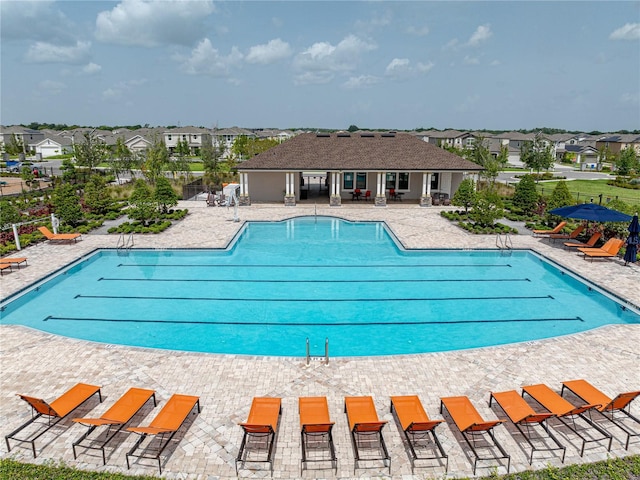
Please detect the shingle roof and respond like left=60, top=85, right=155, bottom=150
left=239, top=132, right=483, bottom=171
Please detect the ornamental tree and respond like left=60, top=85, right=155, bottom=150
left=546, top=180, right=574, bottom=212
left=452, top=178, right=476, bottom=213
left=512, top=174, right=539, bottom=214
left=154, top=176, right=179, bottom=214
left=52, top=183, right=83, bottom=226
left=128, top=179, right=156, bottom=226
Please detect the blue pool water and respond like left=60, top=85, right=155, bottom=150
left=1, top=217, right=638, bottom=356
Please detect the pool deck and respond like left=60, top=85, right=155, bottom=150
left=1, top=202, right=639, bottom=479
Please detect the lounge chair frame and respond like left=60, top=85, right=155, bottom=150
left=489, top=391, right=566, bottom=464
left=0, top=257, right=27, bottom=268
left=522, top=384, right=612, bottom=456
left=440, top=396, right=510, bottom=475
left=126, top=395, right=201, bottom=473
left=72, top=388, right=156, bottom=465
left=236, top=397, right=282, bottom=475
left=561, top=381, right=640, bottom=449
left=345, top=397, right=390, bottom=474
left=5, top=383, right=102, bottom=457
left=299, top=397, right=337, bottom=473
left=390, top=396, right=448, bottom=473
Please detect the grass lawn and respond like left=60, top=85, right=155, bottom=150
left=536, top=179, right=640, bottom=206
left=1, top=456, right=639, bottom=479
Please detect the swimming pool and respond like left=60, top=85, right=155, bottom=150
left=1, top=217, right=638, bottom=356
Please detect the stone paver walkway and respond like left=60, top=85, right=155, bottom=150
left=1, top=201, right=639, bottom=479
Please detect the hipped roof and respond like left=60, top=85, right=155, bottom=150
left=239, top=132, right=483, bottom=172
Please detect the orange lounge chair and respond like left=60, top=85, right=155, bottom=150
left=489, top=390, right=565, bottom=464
left=564, top=232, right=601, bottom=249
left=440, top=396, right=510, bottom=474
left=561, top=380, right=640, bottom=449
left=522, top=384, right=612, bottom=455
left=72, top=387, right=156, bottom=464
left=0, top=257, right=27, bottom=268
left=5, top=383, right=102, bottom=457
left=390, top=395, right=448, bottom=472
left=344, top=396, right=390, bottom=474
left=549, top=225, right=584, bottom=242
left=532, top=221, right=567, bottom=236
left=38, top=226, right=81, bottom=243
left=577, top=238, right=624, bottom=261
left=236, top=397, right=281, bottom=474
left=126, top=393, right=200, bottom=473
left=0, top=263, right=12, bottom=275
left=299, top=397, right=336, bottom=473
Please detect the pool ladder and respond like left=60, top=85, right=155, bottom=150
left=306, top=338, right=329, bottom=366
left=116, top=232, right=134, bottom=250
left=496, top=233, right=512, bottom=250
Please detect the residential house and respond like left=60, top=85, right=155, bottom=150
left=33, top=135, right=73, bottom=158
left=164, top=126, right=212, bottom=155
left=0, top=126, right=45, bottom=154
left=596, top=134, right=640, bottom=155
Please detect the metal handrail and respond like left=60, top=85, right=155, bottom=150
left=306, top=338, right=329, bottom=365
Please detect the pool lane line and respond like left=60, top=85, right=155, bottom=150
left=98, top=277, right=532, bottom=283
left=117, top=263, right=514, bottom=268
left=43, top=316, right=584, bottom=325
left=74, top=294, right=553, bottom=302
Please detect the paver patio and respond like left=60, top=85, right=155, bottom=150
left=1, top=201, right=638, bottom=479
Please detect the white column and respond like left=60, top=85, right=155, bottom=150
left=290, top=172, right=295, bottom=197
left=376, top=172, right=382, bottom=196
left=239, top=173, right=245, bottom=195
left=381, top=172, right=387, bottom=194
left=426, top=173, right=432, bottom=196
left=285, top=173, right=290, bottom=195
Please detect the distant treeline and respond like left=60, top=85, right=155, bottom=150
left=17, top=122, right=640, bottom=136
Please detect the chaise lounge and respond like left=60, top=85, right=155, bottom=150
left=0, top=257, right=28, bottom=268
left=532, top=221, right=567, bottom=237
left=440, top=395, right=510, bottom=474
left=548, top=225, right=584, bottom=243
left=561, top=380, right=640, bottom=449
left=5, top=383, right=102, bottom=457
left=38, top=226, right=81, bottom=243
left=577, top=238, right=624, bottom=261
left=345, top=396, right=390, bottom=474
left=489, top=390, right=565, bottom=464
left=126, top=393, right=200, bottom=473
left=564, top=232, right=601, bottom=249
left=522, top=383, right=612, bottom=455
left=390, top=395, right=448, bottom=472
left=72, top=387, right=156, bottom=465
left=236, top=397, right=281, bottom=474
left=299, top=396, right=336, bottom=473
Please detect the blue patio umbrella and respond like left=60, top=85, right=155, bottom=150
left=623, top=213, right=639, bottom=266
left=549, top=203, right=632, bottom=223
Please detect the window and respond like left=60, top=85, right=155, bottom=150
left=385, top=172, right=396, bottom=189
left=343, top=172, right=354, bottom=190
left=430, top=173, right=439, bottom=190
left=398, top=173, right=409, bottom=190
left=168, top=135, right=172, bottom=141
left=343, top=172, right=367, bottom=190
left=386, top=172, right=409, bottom=190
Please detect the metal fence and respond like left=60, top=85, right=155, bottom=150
left=537, top=187, right=639, bottom=206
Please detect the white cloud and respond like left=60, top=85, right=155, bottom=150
left=245, top=39, right=292, bottom=64
left=293, top=35, right=377, bottom=84
left=443, top=38, right=459, bottom=50
left=101, top=78, right=147, bottom=100
left=82, top=63, right=102, bottom=75
left=467, top=24, right=492, bottom=46
left=417, top=61, right=435, bottom=73
left=385, top=58, right=434, bottom=78
left=385, top=58, right=411, bottom=75
left=463, top=55, right=480, bottom=65
left=26, top=41, right=91, bottom=64
left=490, top=59, right=501, bottom=66
left=343, top=75, right=380, bottom=89
left=354, top=11, right=392, bottom=32
left=177, top=38, right=243, bottom=77
left=293, top=71, right=334, bottom=86
left=39, top=80, right=66, bottom=95
left=96, top=0, right=215, bottom=47
left=406, top=25, right=429, bottom=37
left=609, top=23, right=640, bottom=40
left=1, top=0, right=76, bottom=43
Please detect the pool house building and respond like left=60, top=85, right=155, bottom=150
left=236, top=131, right=483, bottom=206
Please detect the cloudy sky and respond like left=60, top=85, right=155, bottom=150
left=1, top=1, right=639, bottom=131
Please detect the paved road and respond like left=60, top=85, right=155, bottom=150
left=497, top=163, right=613, bottom=185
